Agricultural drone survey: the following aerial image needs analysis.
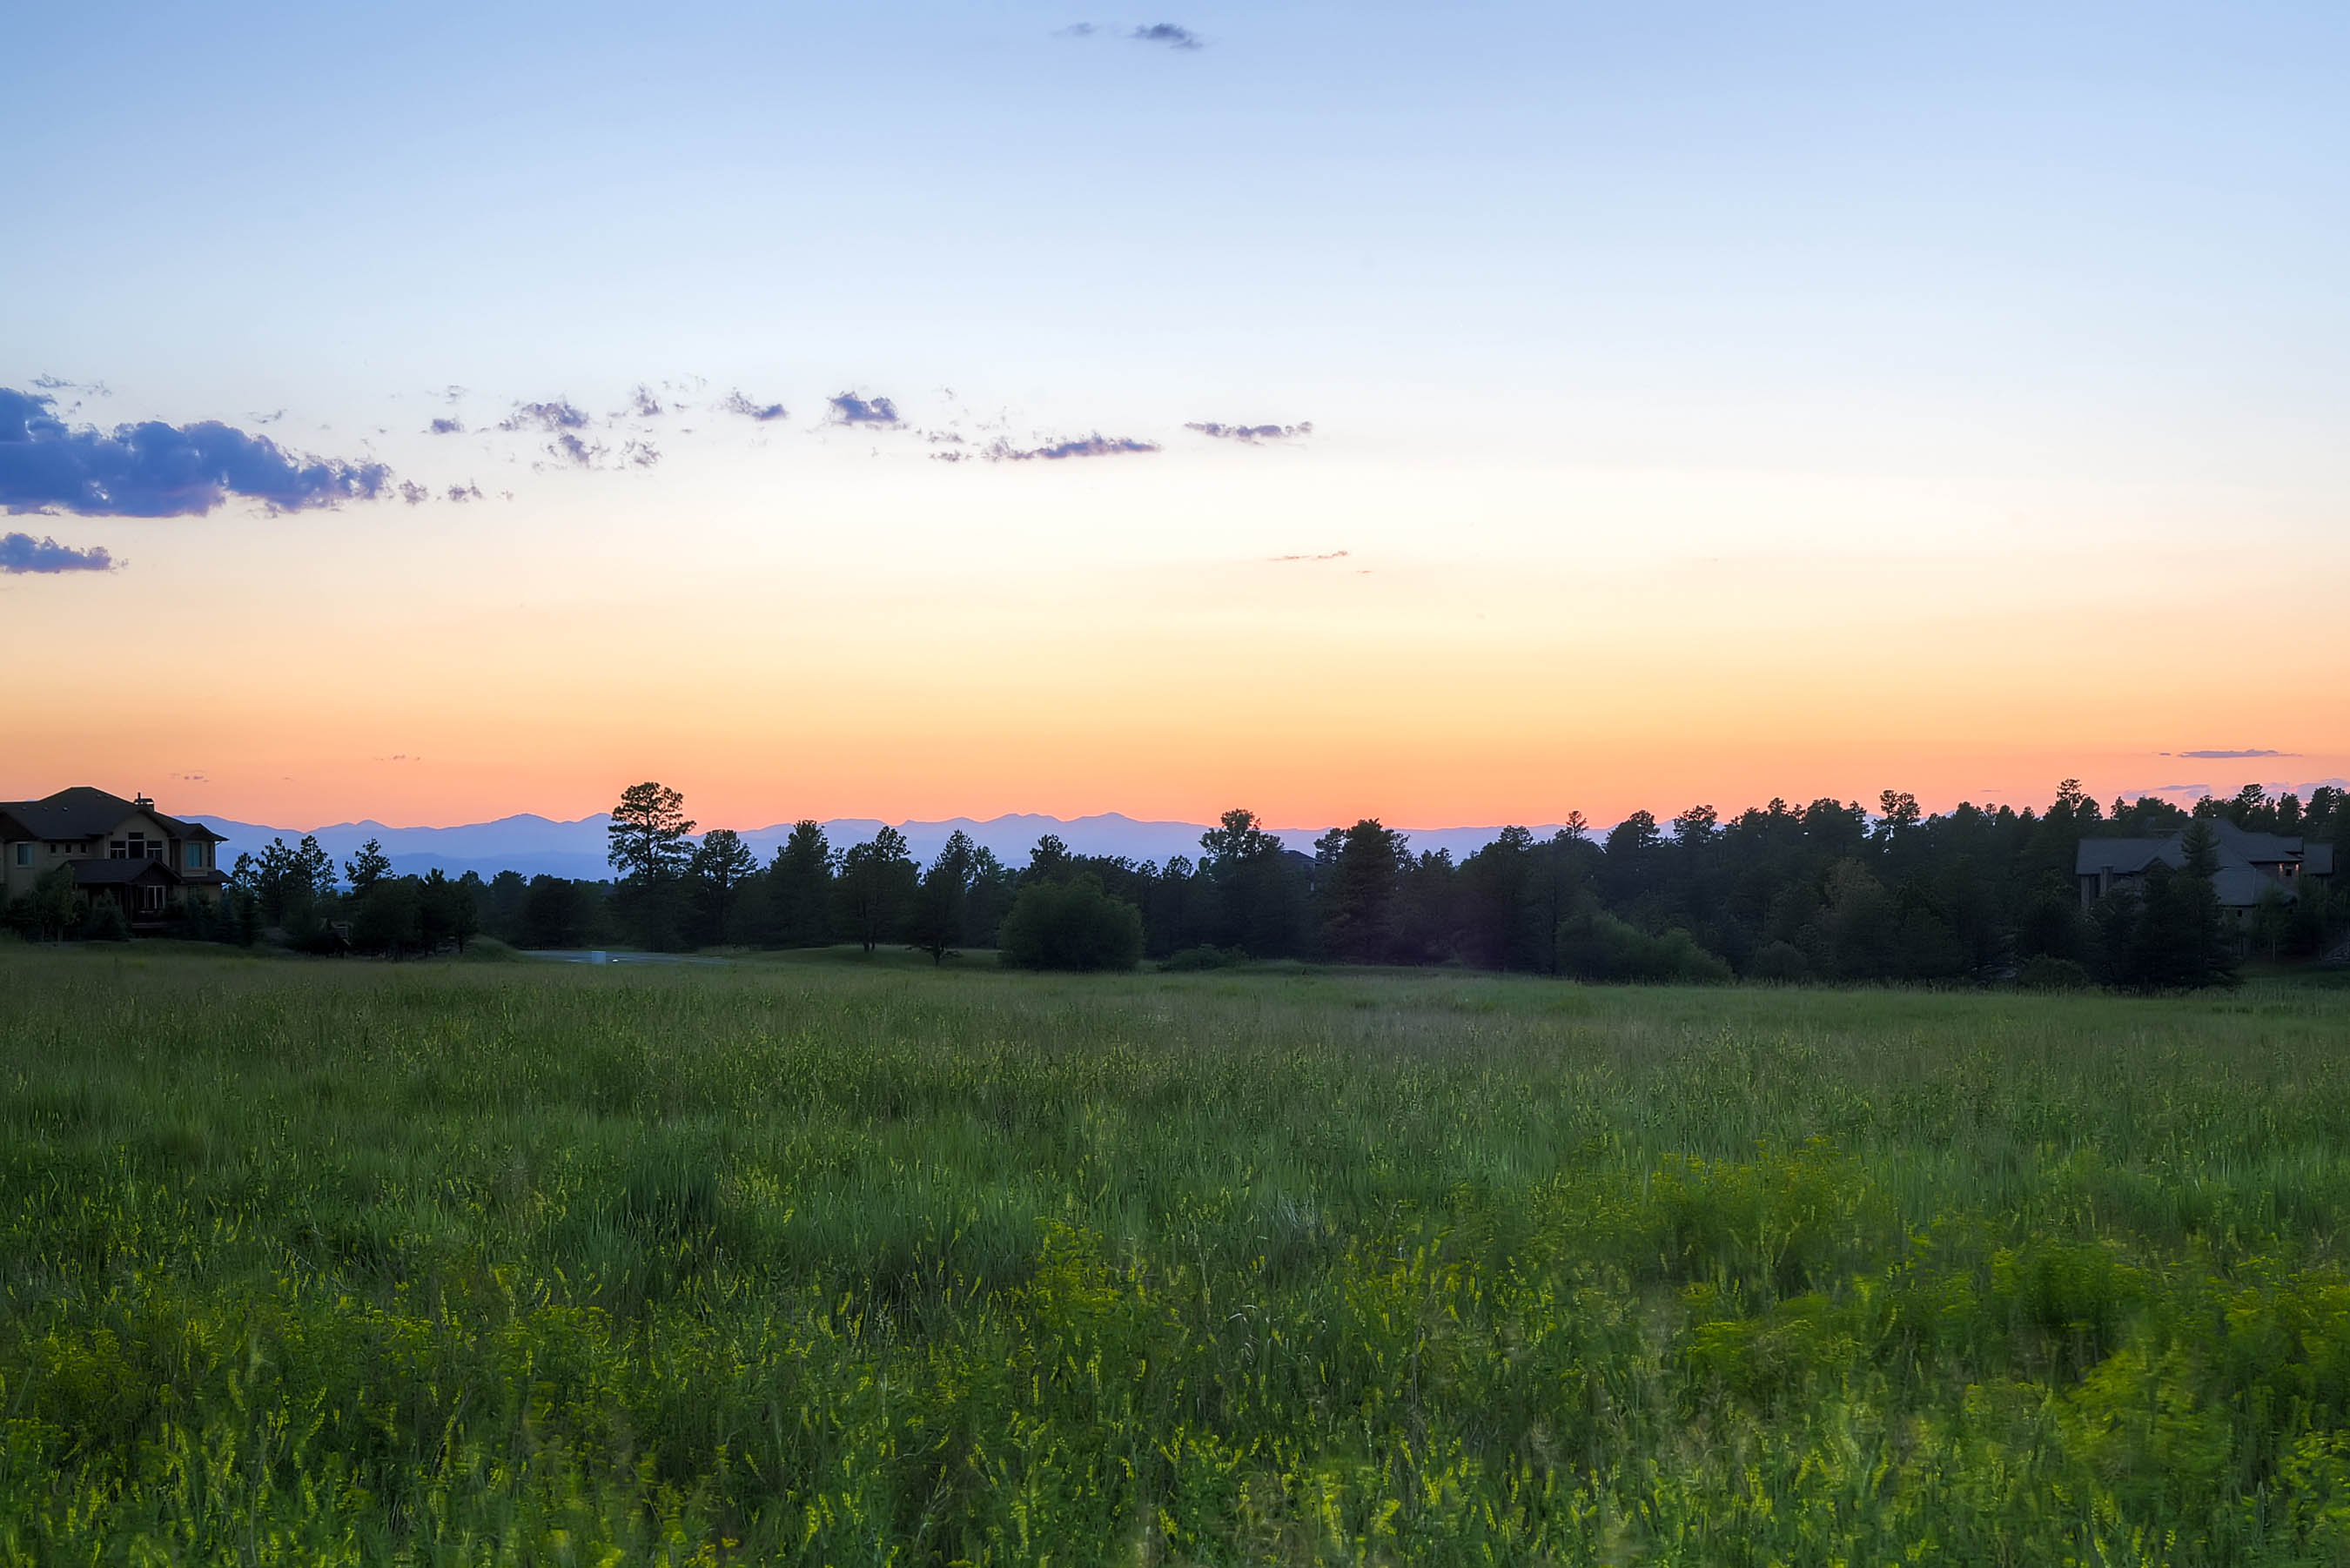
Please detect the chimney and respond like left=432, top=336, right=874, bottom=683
left=134, top=793, right=153, bottom=809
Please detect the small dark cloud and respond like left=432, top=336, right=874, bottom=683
left=446, top=482, right=483, bottom=503
left=0, top=387, right=391, bottom=517
left=427, top=417, right=465, bottom=435
left=984, top=432, right=1161, bottom=461
left=1057, top=22, right=1098, bottom=37
left=1189, top=420, right=1313, bottom=443
left=717, top=389, right=787, bottom=422
left=1269, top=549, right=1348, bottom=562
left=2, top=530, right=117, bottom=573
left=621, top=385, right=663, bottom=419
left=169, top=772, right=206, bottom=782
left=443, top=385, right=467, bottom=405
left=31, top=374, right=109, bottom=396
left=621, top=439, right=660, bottom=468
left=398, top=481, right=430, bottom=506
left=829, top=392, right=903, bottom=426
left=1131, top=22, right=1202, bottom=49
left=924, top=429, right=964, bottom=445
left=248, top=409, right=285, bottom=426
left=930, top=450, right=968, bottom=464
left=500, top=399, right=591, bottom=433
left=542, top=432, right=605, bottom=469
left=2166, top=748, right=2293, bottom=760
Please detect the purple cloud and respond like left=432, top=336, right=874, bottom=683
left=1, top=530, right=117, bottom=573
left=1132, top=23, right=1202, bottom=49
left=0, top=387, right=391, bottom=518
left=718, top=389, right=788, bottom=422
left=984, top=432, right=1162, bottom=461
left=1188, top=420, right=1313, bottom=442
left=500, top=399, right=591, bottom=433
left=829, top=392, right=903, bottom=426
left=427, top=417, right=465, bottom=435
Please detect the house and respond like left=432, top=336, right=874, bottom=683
left=0, top=787, right=231, bottom=929
left=2076, top=819, right=2335, bottom=921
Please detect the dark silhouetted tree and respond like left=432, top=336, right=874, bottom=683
left=837, top=827, right=917, bottom=953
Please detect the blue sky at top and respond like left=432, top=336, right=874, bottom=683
left=10, top=1, right=2347, bottom=491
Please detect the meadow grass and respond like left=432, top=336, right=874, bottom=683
left=6, top=943, right=2350, bottom=1564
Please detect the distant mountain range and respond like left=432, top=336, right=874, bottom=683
left=185, top=811, right=1581, bottom=882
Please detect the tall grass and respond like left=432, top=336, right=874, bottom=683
left=6, top=945, right=2350, bottom=1562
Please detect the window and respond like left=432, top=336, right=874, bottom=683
left=138, top=885, right=167, bottom=915
left=110, top=840, right=126, bottom=860
left=185, top=841, right=206, bottom=870
left=10, top=844, right=27, bottom=868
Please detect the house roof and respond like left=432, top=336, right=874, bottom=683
left=2077, top=838, right=2180, bottom=877
left=0, top=787, right=223, bottom=841
left=70, top=858, right=178, bottom=887
left=2077, top=824, right=2316, bottom=908
left=2209, top=820, right=2306, bottom=864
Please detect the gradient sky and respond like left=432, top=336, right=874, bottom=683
left=5, top=0, right=2347, bottom=831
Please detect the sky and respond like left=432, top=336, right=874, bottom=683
left=4, top=0, right=2347, bottom=833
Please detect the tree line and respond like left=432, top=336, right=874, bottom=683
left=9, top=778, right=2340, bottom=988
left=473, top=779, right=2347, bottom=987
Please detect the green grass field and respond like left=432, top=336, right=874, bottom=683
left=8, top=944, right=2350, bottom=1565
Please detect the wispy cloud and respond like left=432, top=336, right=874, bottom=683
left=0, top=387, right=391, bottom=517
left=30, top=374, right=109, bottom=396
left=620, top=385, right=663, bottom=419
left=2165, top=747, right=2293, bottom=760
left=984, top=432, right=1161, bottom=461
left=1269, top=549, right=1348, bottom=562
left=717, top=389, right=788, bottom=422
left=1131, top=22, right=1202, bottom=49
left=2, top=530, right=117, bottom=573
left=541, top=432, right=606, bottom=469
left=1189, top=420, right=1313, bottom=443
left=829, top=392, right=903, bottom=426
left=446, top=482, right=484, bottom=503
left=499, top=399, right=591, bottom=433
left=398, top=481, right=430, bottom=506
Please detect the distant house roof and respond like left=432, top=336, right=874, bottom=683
left=69, top=858, right=179, bottom=888
left=2077, top=821, right=2327, bottom=908
left=2077, top=838, right=2179, bottom=877
left=2209, top=820, right=2306, bottom=863
left=0, top=787, right=224, bottom=841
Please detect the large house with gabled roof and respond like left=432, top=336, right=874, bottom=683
left=0, top=787, right=231, bottom=928
left=2076, top=818, right=2334, bottom=921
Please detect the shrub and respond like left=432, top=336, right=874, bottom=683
left=1748, top=940, right=1810, bottom=982
left=2021, top=954, right=2095, bottom=992
left=80, top=899, right=131, bottom=943
left=1159, top=944, right=1244, bottom=972
left=998, top=876, right=1144, bottom=971
left=1558, top=908, right=1730, bottom=983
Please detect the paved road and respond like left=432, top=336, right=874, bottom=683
left=524, top=949, right=729, bottom=966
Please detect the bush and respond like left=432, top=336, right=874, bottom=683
left=998, top=877, right=1144, bottom=972
left=2021, top=954, right=2095, bottom=992
left=1558, top=908, right=1730, bottom=984
left=1747, top=940, right=1810, bottom=982
left=1159, top=944, right=1245, bottom=972
left=81, top=899, right=132, bottom=943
